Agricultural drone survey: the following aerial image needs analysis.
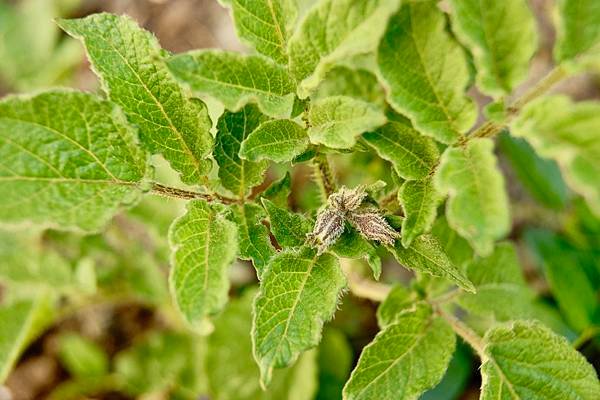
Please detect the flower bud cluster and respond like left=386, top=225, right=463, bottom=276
left=307, top=186, right=399, bottom=254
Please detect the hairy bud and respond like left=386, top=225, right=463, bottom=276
left=328, top=185, right=367, bottom=212
left=307, top=207, right=345, bottom=255
left=348, top=209, right=399, bottom=246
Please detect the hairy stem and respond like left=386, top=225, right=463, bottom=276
left=312, top=153, right=337, bottom=202
left=150, top=182, right=237, bottom=204
left=437, top=308, right=487, bottom=359
left=472, top=65, right=567, bottom=139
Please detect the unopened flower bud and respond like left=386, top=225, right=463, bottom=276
left=307, top=207, right=345, bottom=255
left=348, top=209, right=399, bottom=246
left=328, top=185, right=367, bottom=212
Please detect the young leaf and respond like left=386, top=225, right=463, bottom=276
left=259, top=171, right=292, bottom=208
left=0, top=90, right=146, bottom=232
left=457, top=242, right=536, bottom=322
left=307, top=96, right=386, bottom=149
left=498, top=132, right=568, bottom=210
left=448, top=0, right=538, bottom=97
left=434, top=138, right=510, bottom=256
left=0, top=297, right=52, bottom=383
left=481, top=321, right=600, bottom=400
left=554, top=0, right=600, bottom=64
left=208, top=290, right=318, bottom=400
left=398, top=177, right=443, bottom=247
left=58, top=333, right=109, bottom=378
left=229, top=203, right=275, bottom=277
left=240, top=119, right=308, bottom=162
left=389, top=234, right=475, bottom=292
left=169, top=200, right=238, bottom=327
left=376, top=285, right=418, bottom=328
left=511, top=95, right=600, bottom=216
left=215, top=106, right=269, bottom=198
left=288, top=0, right=401, bottom=98
left=363, top=121, right=439, bottom=181
left=226, top=0, right=298, bottom=64
left=330, top=227, right=382, bottom=280
left=58, top=14, right=213, bottom=185
left=252, top=246, right=346, bottom=386
left=525, top=230, right=599, bottom=332
left=262, top=198, right=312, bottom=247
left=378, top=1, right=477, bottom=144
left=167, top=50, right=297, bottom=118
left=430, top=216, right=474, bottom=269
left=343, top=304, right=456, bottom=400
left=315, top=67, right=385, bottom=106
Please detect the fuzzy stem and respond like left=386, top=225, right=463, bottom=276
left=312, top=153, right=337, bottom=203
left=472, top=66, right=567, bottom=139
left=437, top=308, right=487, bottom=359
left=150, top=182, right=237, bottom=204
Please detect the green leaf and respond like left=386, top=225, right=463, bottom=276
left=252, top=246, right=346, bottom=386
left=307, top=96, right=386, bottom=149
left=58, top=333, right=108, bottom=378
left=498, top=132, right=568, bottom=210
left=435, top=138, right=510, bottom=256
left=525, top=230, right=599, bottom=332
left=215, top=106, right=269, bottom=198
left=330, top=226, right=382, bottom=280
left=554, top=0, right=600, bottom=64
left=481, top=321, right=600, bottom=400
left=288, top=0, right=401, bottom=98
left=448, top=0, right=537, bottom=96
left=0, top=296, right=52, bottom=383
left=390, top=234, right=475, bottom=292
left=115, top=331, right=206, bottom=396
left=262, top=198, right=312, bottom=247
left=316, top=328, right=353, bottom=400
left=0, top=231, right=74, bottom=291
left=229, top=203, right=275, bottom=277
left=0, top=90, right=146, bottom=232
left=422, top=342, right=473, bottom=400
left=511, top=95, right=600, bottom=216
left=378, top=1, right=477, bottom=144
left=167, top=50, right=297, bottom=118
left=240, top=119, right=308, bottom=162
left=59, top=14, right=213, bottom=185
left=398, top=177, right=443, bottom=247
left=226, top=0, right=298, bottom=64
left=259, top=171, right=292, bottom=208
left=430, top=216, right=474, bottom=269
left=343, top=304, right=455, bottom=400
left=457, top=242, right=536, bottom=322
left=363, top=121, right=439, bottom=181
left=208, top=290, right=318, bottom=400
left=315, top=66, right=385, bottom=106
left=168, top=199, right=238, bottom=327
left=376, top=285, right=418, bottom=328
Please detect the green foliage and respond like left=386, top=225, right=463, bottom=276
left=1, top=1, right=600, bottom=398
left=0, top=90, right=146, bottom=231
left=378, top=1, right=477, bottom=144
left=59, top=14, right=213, bottom=185
left=435, top=138, right=510, bottom=256
left=169, top=200, right=238, bottom=328
left=480, top=321, right=600, bottom=399
left=511, top=95, right=600, bottom=216
left=252, top=246, right=346, bottom=386
left=448, top=0, right=537, bottom=96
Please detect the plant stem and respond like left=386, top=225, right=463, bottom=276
left=340, top=260, right=391, bottom=302
left=312, top=153, right=337, bottom=202
left=437, top=308, right=487, bottom=359
left=572, top=326, right=600, bottom=349
left=472, top=65, right=567, bottom=139
left=150, top=182, right=237, bottom=204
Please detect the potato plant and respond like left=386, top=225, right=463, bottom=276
left=0, top=0, right=599, bottom=399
